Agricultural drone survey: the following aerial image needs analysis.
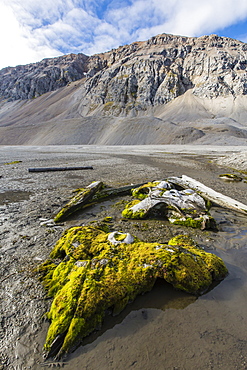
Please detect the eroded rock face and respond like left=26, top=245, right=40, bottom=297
left=38, top=226, right=227, bottom=358
left=1, top=34, right=247, bottom=114
left=0, top=53, right=89, bottom=101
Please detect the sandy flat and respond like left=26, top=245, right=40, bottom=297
left=0, top=145, right=247, bottom=370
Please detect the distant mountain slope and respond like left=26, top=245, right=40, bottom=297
left=1, top=33, right=247, bottom=145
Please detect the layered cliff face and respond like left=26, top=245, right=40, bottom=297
left=1, top=33, right=247, bottom=113
left=0, top=53, right=104, bottom=101
left=82, top=34, right=247, bottom=116
left=1, top=33, right=247, bottom=145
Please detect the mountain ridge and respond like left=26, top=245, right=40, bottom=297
left=1, top=33, right=246, bottom=103
left=1, top=33, right=247, bottom=145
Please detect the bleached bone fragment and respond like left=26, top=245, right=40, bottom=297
left=130, top=188, right=206, bottom=216
left=108, top=231, right=134, bottom=245
left=168, top=175, right=247, bottom=215
left=122, top=180, right=216, bottom=229
left=160, top=188, right=207, bottom=211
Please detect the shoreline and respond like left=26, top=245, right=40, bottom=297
left=0, top=146, right=247, bottom=369
left=0, top=143, right=247, bottom=154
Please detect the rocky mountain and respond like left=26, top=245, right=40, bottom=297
left=1, top=33, right=247, bottom=145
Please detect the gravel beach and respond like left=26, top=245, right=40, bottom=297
left=1, top=145, right=247, bottom=370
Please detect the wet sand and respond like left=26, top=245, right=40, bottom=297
left=0, top=145, right=247, bottom=370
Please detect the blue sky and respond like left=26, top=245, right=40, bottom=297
left=1, top=0, right=247, bottom=69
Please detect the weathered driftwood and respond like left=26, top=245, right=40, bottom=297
left=168, top=175, right=247, bottom=215
left=54, top=181, right=103, bottom=222
left=28, top=166, right=93, bottom=172
left=54, top=182, right=146, bottom=222
left=54, top=181, right=147, bottom=222
left=92, top=182, right=146, bottom=200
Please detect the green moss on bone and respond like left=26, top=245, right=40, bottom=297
left=54, top=182, right=103, bottom=222
left=50, top=226, right=107, bottom=260
left=121, top=199, right=147, bottom=219
left=45, top=264, right=88, bottom=352
left=169, top=216, right=217, bottom=230
left=131, top=182, right=160, bottom=200
left=36, top=260, right=57, bottom=291
left=168, top=235, right=227, bottom=290
left=122, top=180, right=216, bottom=229
left=54, top=188, right=90, bottom=222
left=168, top=235, right=196, bottom=247
left=169, top=217, right=203, bottom=228
left=39, top=226, right=228, bottom=358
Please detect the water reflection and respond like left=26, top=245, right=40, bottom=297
left=209, top=207, right=247, bottom=250
left=80, top=279, right=196, bottom=348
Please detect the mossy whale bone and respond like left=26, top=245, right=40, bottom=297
left=53, top=181, right=146, bottom=223
left=38, top=225, right=227, bottom=358
left=54, top=181, right=103, bottom=222
left=122, top=180, right=216, bottom=229
left=169, top=175, right=247, bottom=215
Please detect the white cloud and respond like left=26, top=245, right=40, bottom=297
left=1, top=0, right=247, bottom=69
left=0, top=2, right=61, bottom=69
left=130, top=0, right=247, bottom=40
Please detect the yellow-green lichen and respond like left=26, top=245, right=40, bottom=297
left=121, top=199, right=147, bottom=219
left=54, top=182, right=103, bottom=222
left=4, top=160, right=22, bottom=165
left=38, top=226, right=228, bottom=358
left=54, top=189, right=89, bottom=222
left=131, top=182, right=161, bottom=200
left=103, top=216, right=113, bottom=222
left=122, top=180, right=216, bottom=229
left=169, top=215, right=217, bottom=230
left=169, top=217, right=202, bottom=228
